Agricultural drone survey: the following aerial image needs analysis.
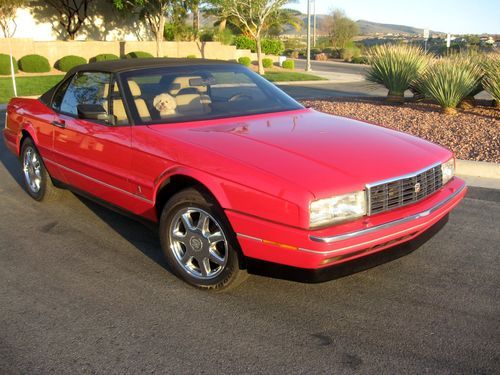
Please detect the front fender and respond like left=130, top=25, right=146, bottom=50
left=154, top=166, right=302, bottom=228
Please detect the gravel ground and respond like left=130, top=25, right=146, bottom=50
left=302, top=97, right=500, bottom=163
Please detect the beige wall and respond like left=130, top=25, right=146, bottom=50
left=0, top=39, right=277, bottom=67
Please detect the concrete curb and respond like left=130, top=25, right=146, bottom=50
left=456, top=160, right=500, bottom=189
left=456, top=159, right=500, bottom=179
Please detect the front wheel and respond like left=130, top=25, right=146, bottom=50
left=20, top=138, right=62, bottom=202
left=159, top=188, right=247, bottom=291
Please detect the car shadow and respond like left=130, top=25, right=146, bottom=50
left=74, top=192, right=449, bottom=285
left=0, top=125, right=25, bottom=190
left=246, top=215, right=448, bottom=283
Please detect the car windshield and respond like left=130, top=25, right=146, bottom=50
left=119, top=64, right=303, bottom=125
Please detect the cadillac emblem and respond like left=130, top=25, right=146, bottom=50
left=414, top=182, right=421, bottom=193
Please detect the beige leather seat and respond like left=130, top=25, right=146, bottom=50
left=127, top=80, right=151, bottom=122
left=175, top=88, right=211, bottom=116
left=102, top=83, right=128, bottom=125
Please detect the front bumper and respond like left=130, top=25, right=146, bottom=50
left=228, top=177, right=467, bottom=269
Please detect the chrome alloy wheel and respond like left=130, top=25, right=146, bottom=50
left=169, top=207, right=228, bottom=280
left=23, top=146, right=42, bottom=193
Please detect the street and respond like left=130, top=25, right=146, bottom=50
left=292, top=59, right=369, bottom=76
left=1, top=109, right=499, bottom=374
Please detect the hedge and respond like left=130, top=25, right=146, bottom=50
left=234, top=35, right=255, bottom=51
left=90, top=53, right=119, bottom=63
left=18, top=54, right=50, bottom=73
left=261, top=39, right=284, bottom=55
left=282, top=60, right=294, bottom=70
left=238, top=56, right=251, bottom=67
left=262, top=58, right=273, bottom=68
left=55, top=55, right=87, bottom=72
left=0, top=54, right=18, bottom=75
left=234, top=36, right=285, bottom=56
left=125, top=51, right=154, bottom=59
left=186, top=54, right=197, bottom=58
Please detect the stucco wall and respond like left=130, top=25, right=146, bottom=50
left=0, top=39, right=270, bottom=66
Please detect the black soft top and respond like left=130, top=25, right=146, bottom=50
left=40, top=58, right=237, bottom=105
left=67, top=57, right=235, bottom=75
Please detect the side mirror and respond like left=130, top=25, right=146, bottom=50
left=77, top=104, right=116, bottom=125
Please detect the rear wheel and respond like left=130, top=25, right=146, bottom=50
left=20, top=138, right=62, bottom=202
left=159, top=188, right=247, bottom=291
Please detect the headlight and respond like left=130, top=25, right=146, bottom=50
left=309, top=190, right=366, bottom=228
left=441, top=158, right=455, bottom=185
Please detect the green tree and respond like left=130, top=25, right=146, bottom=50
left=0, top=0, right=26, bottom=37
left=264, top=8, right=302, bottom=37
left=113, top=0, right=174, bottom=56
left=327, top=9, right=358, bottom=49
left=208, top=0, right=289, bottom=75
left=184, top=0, right=201, bottom=37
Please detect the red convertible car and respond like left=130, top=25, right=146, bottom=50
left=3, top=58, right=466, bottom=290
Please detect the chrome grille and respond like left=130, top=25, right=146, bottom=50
left=368, top=164, right=443, bottom=215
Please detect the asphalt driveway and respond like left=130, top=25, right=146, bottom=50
left=0, top=111, right=499, bottom=374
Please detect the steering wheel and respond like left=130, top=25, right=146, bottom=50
left=228, top=93, right=252, bottom=102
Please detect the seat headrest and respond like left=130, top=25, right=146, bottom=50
left=169, top=76, right=206, bottom=95
left=128, top=80, right=141, bottom=96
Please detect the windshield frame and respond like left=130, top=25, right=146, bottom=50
left=117, top=64, right=304, bottom=126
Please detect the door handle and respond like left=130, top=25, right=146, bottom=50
left=51, top=120, right=66, bottom=128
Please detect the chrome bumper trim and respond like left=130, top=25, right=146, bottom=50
left=309, top=183, right=466, bottom=244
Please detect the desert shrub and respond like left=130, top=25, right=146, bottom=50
left=199, top=29, right=214, bottom=42
left=55, top=55, right=86, bottom=72
left=164, top=24, right=195, bottom=41
left=238, top=56, right=252, bottom=67
left=351, top=56, right=369, bottom=64
left=262, top=58, right=273, bottom=68
left=125, top=51, right=154, bottom=59
left=234, top=35, right=256, bottom=51
left=0, top=54, right=17, bottom=75
left=283, top=38, right=304, bottom=50
left=340, top=46, right=361, bottom=62
left=282, top=59, right=294, bottom=69
left=186, top=54, right=197, bottom=59
left=366, top=44, right=429, bottom=102
left=322, top=47, right=334, bottom=56
left=261, top=39, right=285, bottom=55
left=481, top=54, right=500, bottom=107
left=310, top=48, right=322, bottom=57
left=315, top=53, right=328, bottom=61
left=416, top=57, right=483, bottom=114
left=215, top=28, right=234, bottom=45
left=284, top=49, right=299, bottom=59
left=90, top=53, right=119, bottom=62
left=18, top=54, right=50, bottom=73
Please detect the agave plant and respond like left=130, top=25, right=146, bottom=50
left=366, top=44, right=429, bottom=103
left=482, top=54, right=500, bottom=107
left=417, top=57, right=483, bottom=115
left=451, top=53, right=485, bottom=108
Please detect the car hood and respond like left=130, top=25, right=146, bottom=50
left=148, top=109, right=451, bottom=198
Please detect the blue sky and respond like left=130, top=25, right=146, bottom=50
left=289, top=0, right=500, bottom=34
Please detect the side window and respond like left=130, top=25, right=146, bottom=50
left=59, top=72, right=111, bottom=116
left=51, top=78, right=72, bottom=112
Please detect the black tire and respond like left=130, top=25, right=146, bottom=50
left=20, top=138, right=62, bottom=202
left=159, top=187, right=248, bottom=291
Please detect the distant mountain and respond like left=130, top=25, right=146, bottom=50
left=356, top=20, right=430, bottom=35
